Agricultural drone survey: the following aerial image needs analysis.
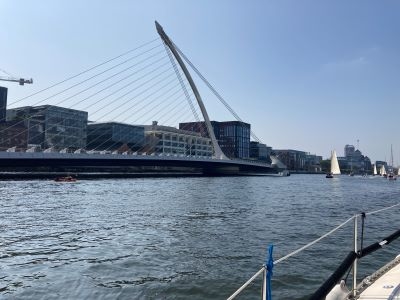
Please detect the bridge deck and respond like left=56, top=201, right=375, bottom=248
left=0, top=152, right=280, bottom=176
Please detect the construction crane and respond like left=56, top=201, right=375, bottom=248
left=0, top=76, right=33, bottom=85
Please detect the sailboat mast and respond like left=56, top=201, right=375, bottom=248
left=391, top=144, right=394, bottom=168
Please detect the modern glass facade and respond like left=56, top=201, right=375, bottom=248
left=219, top=121, right=250, bottom=159
left=272, top=149, right=307, bottom=171
left=87, top=122, right=145, bottom=151
left=344, top=145, right=355, bottom=157
left=0, top=87, right=7, bottom=123
left=179, top=120, right=250, bottom=159
left=7, top=105, right=88, bottom=150
left=0, top=121, right=28, bottom=151
left=250, top=141, right=270, bottom=161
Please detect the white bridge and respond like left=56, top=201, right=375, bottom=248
left=0, top=22, right=286, bottom=177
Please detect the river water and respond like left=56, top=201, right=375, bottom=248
left=0, top=175, right=399, bottom=299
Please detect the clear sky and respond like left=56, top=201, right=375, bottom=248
left=1, top=0, right=400, bottom=163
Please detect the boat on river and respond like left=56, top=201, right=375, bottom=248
left=380, top=165, right=387, bottom=177
left=326, top=150, right=341, bottom=178
left=54, top=175, right=77, bottom=182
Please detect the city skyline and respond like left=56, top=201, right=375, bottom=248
left=1, top=1, right=400, bottom=163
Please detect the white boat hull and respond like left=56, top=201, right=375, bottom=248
left=357, top=254, right=400, bottom=299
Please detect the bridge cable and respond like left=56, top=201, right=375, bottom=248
left=93, top=85, right=196, bottom=153
left=118, top=90, right=194, bottom=153
left=47, top=70, right=179, bottom=151
left=174, top=43, right=262, bottom=144
left=1, top=49, right=166, bottom=135
left=94, top=77, right=184, bottom=150
left=12, top=48, right=166, bottom=110
left=1, top=54, right=171, bottom=145
left=100, top=89, right=196, bottom=154
left=3, top=39, right=208, bottom=155
left=85, top=73, right=181, bottom=150
left=8, top=38, right=161, bottom=106
left=86, top=88, right=180, bottom=152
left=162, top=43, right=206, bottom=140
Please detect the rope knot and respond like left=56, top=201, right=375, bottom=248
left=266, top=245, right=274, bottom=275
left=265, top=244, right=274, bottom=300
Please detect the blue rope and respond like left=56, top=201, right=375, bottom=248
left=265, top=244, right=274, bottom=300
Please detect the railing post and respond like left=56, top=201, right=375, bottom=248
left=352, top=214, right=358, bottom=297
left=262, top=267, right=267, bottom=300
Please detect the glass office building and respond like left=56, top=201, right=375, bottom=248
left=0, top=87, right=7, bottom=123
left=87, top=122, right=145, bottom=151
left=7, top=105, right=88, bottom=150
left=179, top=120, right=250, bottom=159
left=0, top=121, right=28, bottom=151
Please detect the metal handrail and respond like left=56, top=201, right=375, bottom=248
left=227, top=202, right=400, bottom=299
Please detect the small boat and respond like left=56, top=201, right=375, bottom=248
left=326, top=150, right=341, bottom=178
left=388, top=172, right=397, bottom=180
left=373, top=164, right=377, bottom=176
left=54, top=175, right=77, bottom=182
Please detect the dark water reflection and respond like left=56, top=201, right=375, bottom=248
left=0, top=175, right=399, bottom=299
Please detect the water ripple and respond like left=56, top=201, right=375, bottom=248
left=1, top=176, right=399, bottom=299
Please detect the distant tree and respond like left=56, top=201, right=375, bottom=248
left=320, top=159, right=330, bottom=172
left=118, top=143, right=131, bottom=153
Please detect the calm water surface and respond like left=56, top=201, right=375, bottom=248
left=1, top=175, right=399, bottom=299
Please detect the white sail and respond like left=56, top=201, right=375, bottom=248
left=380, top=165, right=387, bottom=175
left=373, top=165, right=377, bottom=175
left=330, top=150, right=341, bottom=175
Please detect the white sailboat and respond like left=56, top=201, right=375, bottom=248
left=326, top=150, right=341, bottom=178
left=380, top=165, right=387, bottom=176
left=373, top=164, right=377, bottom=176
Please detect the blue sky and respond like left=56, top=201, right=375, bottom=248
left=1, top=1, right=400, bottom=163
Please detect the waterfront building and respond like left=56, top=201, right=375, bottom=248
left=363, top=156, right=372, bottom=172
left=272, top=149, right=307, bottom=171
left=7, top=105, right=88, bottom=151
left=338, top=147, right=372, bottom=173
left=249, top=141, right=271, bottom=162
left=0, top=120, right=28, bottom=151
left=344, top=144, right=355, bottom=158
left=0, top=86, right=7, bottom=123
left=304, top=154, right=322, bottom=172
left=145, top=121, right=212, bottom=156
left=87, top=122, right=145, bottom=152
left=179, top=120, right=251, bottom=159
left=337, top=156, right=348, bottom=169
